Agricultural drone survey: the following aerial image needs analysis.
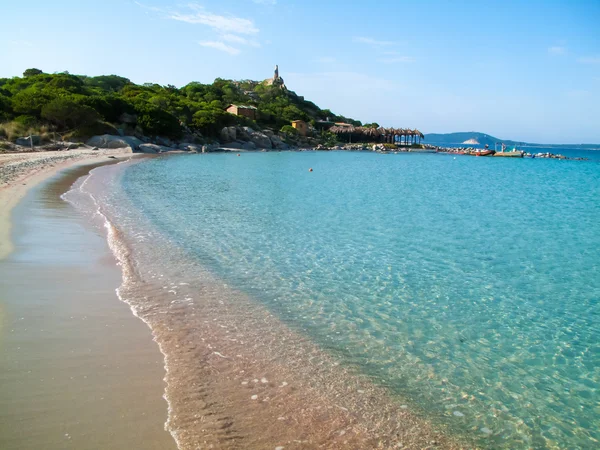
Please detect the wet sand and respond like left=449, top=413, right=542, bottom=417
left=0, top=160, right=176, bottom=449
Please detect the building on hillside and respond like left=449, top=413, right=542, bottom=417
left=291, top=120, right=308, bottom=136
left=226, top=104, right=257, bottom=120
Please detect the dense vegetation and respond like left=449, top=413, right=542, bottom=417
left=0, top=69, right=361, bottom=143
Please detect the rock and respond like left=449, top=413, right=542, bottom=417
left=86, top=135, right=143, bottom=151
left=201, top=144, right=219, bottom=153
left=15, top=135, right=41, bottom=146
left=224, top=140, right=256, bottom=150
left=270, top=135, right=289, bottom=150
left=66, top=143, right=79, bottom=150
left=236, top=127, right=251, bottom=141
left=117, top=128, right=125, bottom=137
left=372, top=144, right=386, bottom=152
left=119, top=112, right=137, bottom=124
left=178, top=142, right=200, bottom=151
left=138, top=143, right=173, bottom=153
left=263, top=129, right=274, bottom=137
left=155, top=136, right=174, bottom=147
left=220, top=126, right=237, bottom=143
left=250, top=132, right=272, bottom=149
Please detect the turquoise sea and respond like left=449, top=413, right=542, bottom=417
left=82, top=151, right=600, bottom=448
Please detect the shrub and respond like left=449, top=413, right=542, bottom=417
left=13, top=115, right=38, bottom=127
left=41, top=97, right=100, bottom=129
left=280, top=125, right=298, bottom=135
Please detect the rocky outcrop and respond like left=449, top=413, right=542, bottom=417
left=223, top=140, right=256, bottom=150
left=15, top=135, right=41, bottom=146
left=86, top=135, right=143, bottom=151
left=155, top=136, right=174, bottom=148
left=178, top=143, right=201, bottom=152
left=220, top=126, right=237, bottom=143
left=270, top=135, right=289, bottom=150
left=249, top=131, right=272, bottom=149
left=137, top=143, right=176, bottom=153
left=238, top=127, right=252, bottom=141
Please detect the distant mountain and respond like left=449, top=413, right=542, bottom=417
left=424, top=132, right=506, bottom=147
left=424, top=132, right=600, bottom=150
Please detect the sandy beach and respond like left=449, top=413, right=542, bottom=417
left=0, top=149, right=177, bottom=450
left=0, top=148, right=138, bottom=260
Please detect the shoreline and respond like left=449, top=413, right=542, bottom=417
left=0, top=148, right=140, bottom=260
left=84, top=155, right=473, bottom=449
left=2, top=150, right=472, bottom=449
left=0, top=150, right=177, bottom=450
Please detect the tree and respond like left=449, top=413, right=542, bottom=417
left=23, top=68, right=43, bottom=77
left=41, top=97, right=100, bottom=129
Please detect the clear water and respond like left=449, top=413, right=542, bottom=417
left=113, top=152, right=599, bottom=448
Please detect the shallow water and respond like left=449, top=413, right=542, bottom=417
left=83, top=151, right=599, bottom=449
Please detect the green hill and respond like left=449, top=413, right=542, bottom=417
left=0, top=68, right=361, bottom=143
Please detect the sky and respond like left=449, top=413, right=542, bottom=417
left=1, top=0, right=599, bottom=144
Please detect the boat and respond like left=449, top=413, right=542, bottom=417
left=493, top=143, right=524, bottom=157
left=494, top=151, right=523, bottom=158
left=469, top=150, right=495, bottom=156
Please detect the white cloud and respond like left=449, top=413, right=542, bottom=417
left=199, top=41, right=240, bottom=55
left=548, top=46, right=566, bottom=55
left=353, top=36, right=395, bottom=47
left=221, top=34, right=260, bottom=47
left=377, top=56, right=415, bottom=64
left=577, top=56, right=600, bottom=64
left=135, top=2, right=260, bottom=54
left=170, top=8, right=259, bottom=35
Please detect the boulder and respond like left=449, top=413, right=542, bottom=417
left=155, top=136, right=174, bottom=148
left=220, top=126, right=237, bottom=143
left=138, top=143, right=173, bottom=153
left=223, top=140, right=256, bottom=150
left=178, top=142, right=199, bottom=151
left=270, top=135, right=289, bottom=150
left=86, top=135, right=143, bottom=150
left=16, top=135, right=41, bottom=146
left=263, top=129, right=275, bottom=137
left=250, top=132, right=272, bottom=149
left=201, top=144, right=219, bottom=153
left=236, top=126, right=251, bottom=141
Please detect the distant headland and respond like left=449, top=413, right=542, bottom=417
left=424, top=132, right=599, bottom=150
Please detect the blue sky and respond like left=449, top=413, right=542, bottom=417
left=1, top=0, right=599, bottom=143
